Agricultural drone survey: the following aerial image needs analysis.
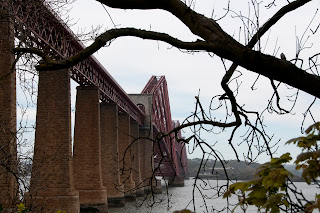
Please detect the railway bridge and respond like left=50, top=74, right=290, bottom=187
left=0, top=0, right=188, bottom=212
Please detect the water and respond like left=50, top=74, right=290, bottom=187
left=108, top=179, right=319, bottom=213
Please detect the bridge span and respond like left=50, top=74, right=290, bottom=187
left=0, top=0, right=188, bottom=212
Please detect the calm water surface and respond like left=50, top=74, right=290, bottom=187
left=108, top=179, right=319, bottom=213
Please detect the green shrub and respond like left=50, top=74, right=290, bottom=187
left=224, top=122, right=320, bottom=213
left=17, top=203, right=28, bottom=213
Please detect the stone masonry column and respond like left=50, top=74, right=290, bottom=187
left=128, top=94, right=155, bottom=194
left=130, top=119, right=144, bottom=197
left=28, top=69, right=79, bottom=213
left=139, top=128, right=155, bottom=193
left=73, top=86, right=108, bottom=212
left=0, top=6, right=18, bottom=211
left=100, top=102, right=125, bottom=207
left=118, top=112, right=136, bottom=200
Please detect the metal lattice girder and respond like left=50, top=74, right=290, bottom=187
left=7, top=0, right=144, bottom=124
left=142, top=76, right=189, bottom=177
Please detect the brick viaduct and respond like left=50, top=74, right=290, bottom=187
left=0, top=1, right=188, bottom=212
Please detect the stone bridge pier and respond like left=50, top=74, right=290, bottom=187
left=28, top=68, right=80, bottom=213
left=25, top=80, right=155, bottom=212
left=129, top=94, right=159, bottom=194
left=118, top=112, right=136, bottom=200
left=100, top=102, right=125, bottom=207
left=73, top=86, right=108, bottom=212
left=0, top=7, right=18, bottom=211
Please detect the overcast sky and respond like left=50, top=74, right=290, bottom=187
left=17, top=0, right=320, bottom=163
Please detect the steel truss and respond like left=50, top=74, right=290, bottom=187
left=142, top=76, right=189, bottom=178
left=7, top=0, right=144, bottom=124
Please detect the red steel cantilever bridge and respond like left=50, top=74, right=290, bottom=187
left=142, top=76, right=189, bottom=181
left=0, top=0, right=188, bottom=212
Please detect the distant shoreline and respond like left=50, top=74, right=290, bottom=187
left=192, top=175, right=305, bottom=182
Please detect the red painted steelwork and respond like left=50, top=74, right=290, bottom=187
left=142, top=76, right=189, bottom=178
left=8, top=0, right=144, bottom=124
left=173, top=120, right=189, bottom=177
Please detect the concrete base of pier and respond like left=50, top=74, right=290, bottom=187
left=152, top=179, right=162, bottom=194
left=124, top=192, right=136, bottom=201
left=80, top=203, right=108, bottom=213
left=135, top=188, right=145, bottom=197
left=26, top=191, right=80, bottom=213
left=168, top=176, right=185, bottom=187
left=107, top=197, right=125, bottom=207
